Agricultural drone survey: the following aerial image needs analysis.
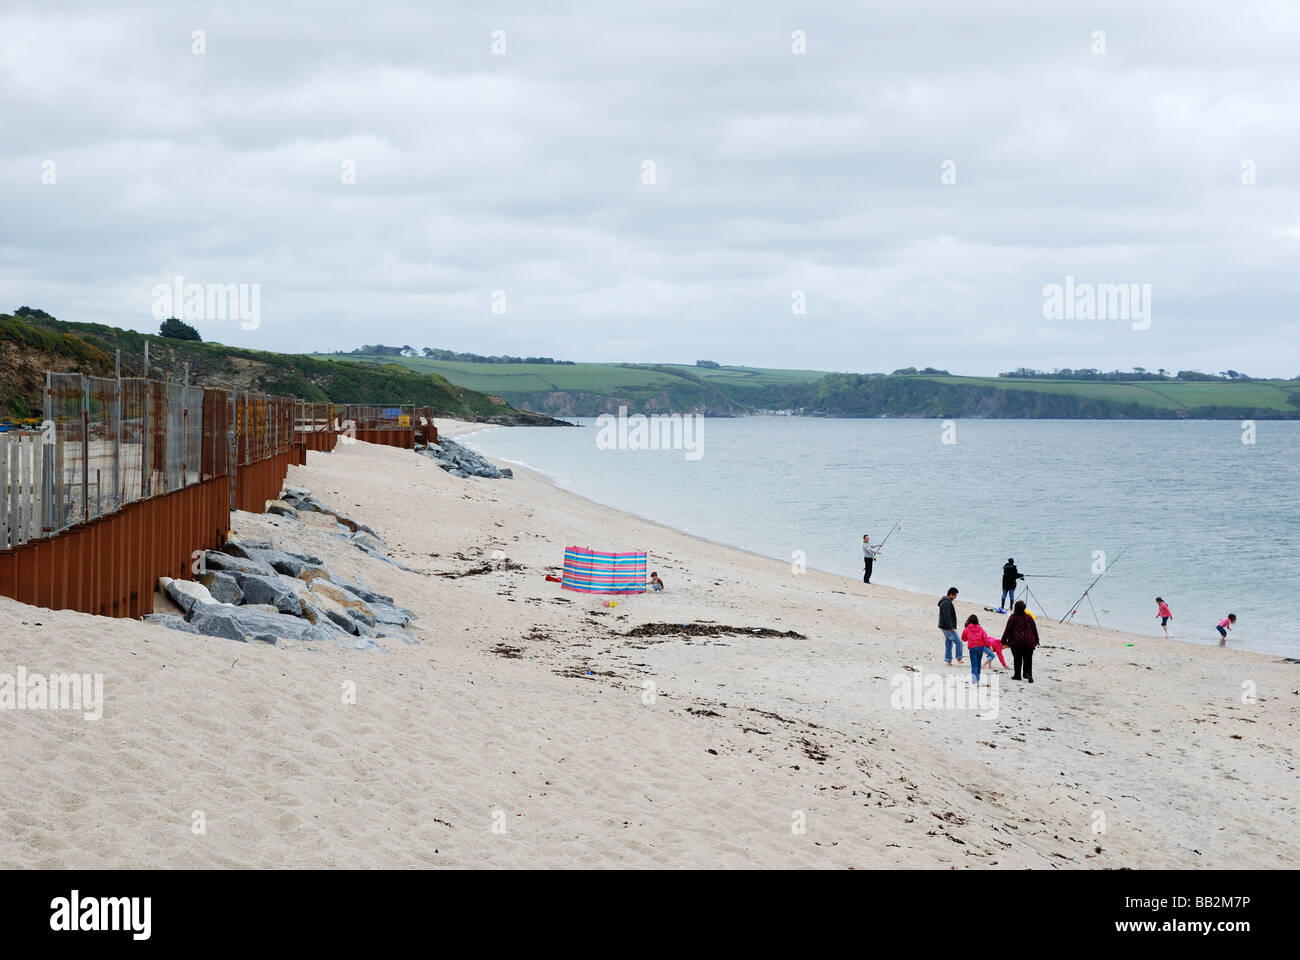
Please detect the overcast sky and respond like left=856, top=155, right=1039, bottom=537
left=3, top=1, right=1298, bottom=376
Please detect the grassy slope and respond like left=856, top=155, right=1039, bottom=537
left=330, top=355, right=826, bottom=393
left=0, top=314, right=558, bottom=423
left=327, top=354, right=832, bottom=415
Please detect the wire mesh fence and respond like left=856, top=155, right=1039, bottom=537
left=295, top=402, right=335, bottom=433
left=334, top=404, right=434, bottom=448
left=85, top=376, right=121, bottom=519
left=120, top=377, right=148, bottom=505
left=1, top=373, right=304, bottom=547
left=46, top=372, right=87, bottom=533
left=3, top=370, right=432, bottom=550
left=235, top=391, right=294, bottom=465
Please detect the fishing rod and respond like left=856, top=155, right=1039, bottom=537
left=875, top=521, right=903, bottom=555
left=1059, top=548, right=1128, bottom=624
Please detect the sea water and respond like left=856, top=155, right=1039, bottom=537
left=463, top=417, right=1300, bottom=657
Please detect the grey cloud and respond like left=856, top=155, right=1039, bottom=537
left=1, top=0, right=1298, bottom=375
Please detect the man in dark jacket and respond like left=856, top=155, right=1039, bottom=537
left=1000, top=558, right=1023, bottom=611
left=1001, top=599, right=1040, bottom=681
left=938, top=587, right=962, bottom=664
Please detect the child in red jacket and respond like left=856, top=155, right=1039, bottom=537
left=1155, top=597, right=1173, bottom=637
left=962, top=614, right=1001, bottom=682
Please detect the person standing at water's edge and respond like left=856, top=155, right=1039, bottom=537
left=1216, top=613, right=1236, bottom=645
left=862, top=534, right=880, bottom=584
left=1000, top=558, right=1023, bottom=611
left=1156, top=597, right=1173, bottom=637
left=1002, top=600, right=1040, bottom=682
left=938, top=587, right=962, bottom=665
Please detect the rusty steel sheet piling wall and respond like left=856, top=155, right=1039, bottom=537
left=1, top=374, right=295, bottom=618
left=2, top=371, right=447, bottom=618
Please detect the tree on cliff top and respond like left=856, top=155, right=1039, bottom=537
left=159, top=317, right=202, bottom=341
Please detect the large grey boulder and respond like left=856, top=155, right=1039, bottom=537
left=263, top=553, right=307, bottom=577
left=199, top=571, right=244, bottom=605
left=295, top=563, right=332, bottom=585
left=187, top=605, right=341, bottom=645
left=349, top=529, right=386, bottom=552
left=201, top=551, right=276, bottom=577
left=295, top=597, right=332, bottom=628
left=158, top=577, right=217, bottom=615
left=143, top=613, right=201, bottom=634
left=309, top=579, right=376, bottom=626
left=229, top=572, right=303, bottom=616
left=238, top=603, right=284, bottom=616
left=308, top=590, right=365, bottom=635
left=221, top=539, right=274, bottom=559
left=370, top=600, right=414, bottom=628
left=185, top=606, right=258, bottom=642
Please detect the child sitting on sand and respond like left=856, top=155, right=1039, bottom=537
left=961, top=614, right=999, bottom=683
left=1216, top=613, right=1236, bottom=644
left=648, top=572, right=664, bottom=592
left=1155, top=597, right=1173, bottom=637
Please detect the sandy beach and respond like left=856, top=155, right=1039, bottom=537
left=1, top=423, right=1295, bottom=869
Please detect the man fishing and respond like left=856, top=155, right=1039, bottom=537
left=862, top=534, right=880, bottom=584
left=1000, top=558, right=1023, bottom=612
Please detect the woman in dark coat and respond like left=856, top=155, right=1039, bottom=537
left=1001, top=600, right=1040, bottom=682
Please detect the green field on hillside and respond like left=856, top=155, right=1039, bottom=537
left=321, top=353, right=1300, bottom=418
left=919, top=375, right=1300, bottom=412
left=330, top=355, right=828, bottom=395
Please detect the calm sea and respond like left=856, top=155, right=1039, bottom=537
left=462, top=418, right=1300, bottom=657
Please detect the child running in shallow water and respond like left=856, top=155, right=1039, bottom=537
left=961, top=614, right=998, bottom=683
left=1155, top=597, right=1173, bottom=637
left=1216, top=613, right=1236, bottom=644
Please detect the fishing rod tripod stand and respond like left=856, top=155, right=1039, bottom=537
left=1015, top=578, right=1054, bottom=622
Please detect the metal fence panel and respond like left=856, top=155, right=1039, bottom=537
left=46, top=371, right=86, bottom=532
left=85, top=375, right=121, bottom=519
left=8, top=369, right=429, bottom=549
left=164, top=381, right=186, bottom=492
left=184, top=385, right=203, bottom=487
left=120, top=377, right=148, bottom=506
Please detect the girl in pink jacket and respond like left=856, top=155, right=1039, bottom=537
left=1155, top=597, right=1173, bottom=637
left=962, top=614, right=1003, bottom=682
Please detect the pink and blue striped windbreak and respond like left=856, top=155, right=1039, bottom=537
left=561, top=546, right=648, bottom=594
